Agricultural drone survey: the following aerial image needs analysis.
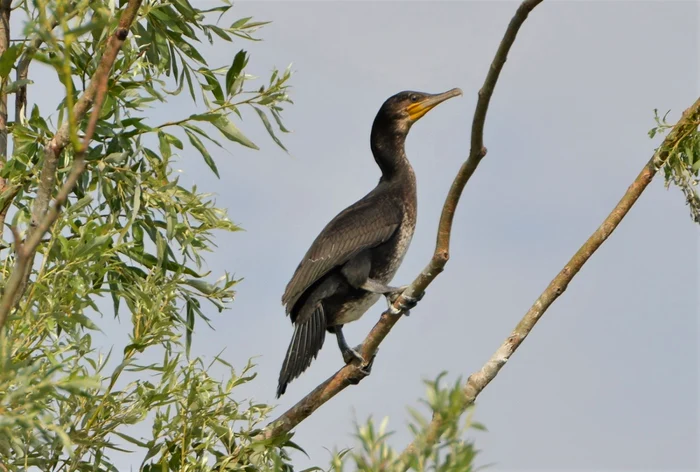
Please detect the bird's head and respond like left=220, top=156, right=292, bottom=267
left=375, top=88, right=463, bottom=135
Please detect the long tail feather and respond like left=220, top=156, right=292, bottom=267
left=277, top=303, right=326, bottom=397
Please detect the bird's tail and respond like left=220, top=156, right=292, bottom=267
left=277, top=303, right=327, bottom=398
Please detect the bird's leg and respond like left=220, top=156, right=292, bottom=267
left=334, top=325, right=363, bottom=364
left=333, top=325, right=375, bottom=376
left=360, top=278, right=424, bottom=316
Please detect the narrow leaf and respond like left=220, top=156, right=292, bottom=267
left=186, top=298, right=194, bottom=358
left=157, top=131, right=171, bottom=159
left=253, top=106, right=287, bottom=152
left=185, top=129, right=219, bottom=177
left=225, top=50, right=247, bottom=96
left=5, top=79, right=33, bottom=94
left=212, top=116, right=258, bottom=149
left=0, top=45, right=19, bottom=78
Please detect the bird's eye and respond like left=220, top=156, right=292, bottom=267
left=410, top=94, right=419, bottom=102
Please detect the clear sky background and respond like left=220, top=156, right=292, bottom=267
left=20, top=1, right=700, bottom=471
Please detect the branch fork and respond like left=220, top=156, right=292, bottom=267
left=0, top=0, right=143, bottom=334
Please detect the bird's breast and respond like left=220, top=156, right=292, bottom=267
left=370, top=205, right=417, bottom=282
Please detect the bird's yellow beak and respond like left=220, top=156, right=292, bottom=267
left=406, top=88, right=463, bottom=121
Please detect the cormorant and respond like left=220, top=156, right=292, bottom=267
left=277, top=88, right=462, bottom=397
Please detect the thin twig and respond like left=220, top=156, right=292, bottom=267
left=14, top=1, right=83, bottom=123
left=396, top=95, right=700, bottom=467
left=0, top=0, right=144, bottom=334
left=263, top=0, right=544, bottom=441
left=14, top=15, right=61, bottom=125
left=0, top=0, right=11, bottom=235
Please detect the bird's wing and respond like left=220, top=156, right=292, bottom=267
left=282, top=196, right=401, bottom=314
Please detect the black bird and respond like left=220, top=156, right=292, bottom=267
left=277, top=88, right=462, bottom=397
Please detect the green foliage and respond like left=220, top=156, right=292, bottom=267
left=0, top=3, right=488, bottom=471
left=649, top=108, right=700, bottom=223
left=328, top=374, right=485, bottom=472
left=0, top=1, right=295, bottom=470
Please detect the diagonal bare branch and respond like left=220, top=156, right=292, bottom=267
left=396, top=95, right=700, bottom=466
left=263, top=0, right=544, bottom=441
left=0, top=0, right=144, bottom=334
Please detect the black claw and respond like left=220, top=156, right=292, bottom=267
left=385, top=286, right=424, bottom=316
left=391, top=295, right=418, bottom=315
left=400, top=295, right=418, bottom=310
left=346, top=346, right=376, bottom=385
left=342, top=347, right=364, bottom=365
left=360, top=353, right=376, bottom=375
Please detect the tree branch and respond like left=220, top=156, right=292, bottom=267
left=263, top=0, right=544, bottom=441
left=0, top=0, right=143, bottom=334
left=14, top=3, right=81, bottom=124
left=14, top=23, right=56, bottom=125
left=396, top=95, right=700, bottom=467
left=0, top=0, right=11, bottom=236
left=0, top=2, right=72, bottom=238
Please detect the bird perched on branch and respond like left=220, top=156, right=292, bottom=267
left=277, top=88, right=462, bottom=397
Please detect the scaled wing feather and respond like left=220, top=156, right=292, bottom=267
left=281, top=197, right=401, bottom=314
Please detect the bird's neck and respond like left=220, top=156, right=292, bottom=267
left=370, top=124, right=413, bottom=182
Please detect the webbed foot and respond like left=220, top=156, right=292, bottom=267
left=346, top=344, right=377, bottom=384
left=342, top=346, right=364, bottom=365
left=385, top=286, right=425, bottom=316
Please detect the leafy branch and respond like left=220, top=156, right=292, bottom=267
left=0, top=2, right=299, bottom=469
left=649, top=109, right=700, bottom=222
left=0, top=0, right=11, bottom=235
left=0, top=0, right=144, bottom=333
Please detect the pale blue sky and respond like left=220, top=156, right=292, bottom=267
left=21, top=1, right=700, bottom=470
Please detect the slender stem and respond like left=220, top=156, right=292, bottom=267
left=123, top=96, right=261, bottom=140
left=263, top=0, right=545, bottom=441
left=14, top=6, right=80, bottom=124
left=0, top=0, right=11, bottom=236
